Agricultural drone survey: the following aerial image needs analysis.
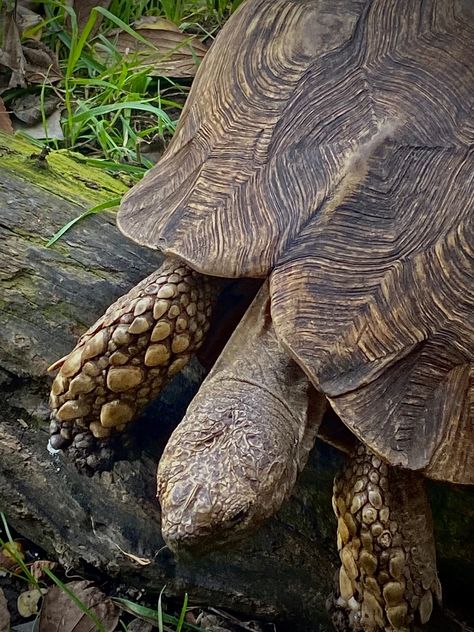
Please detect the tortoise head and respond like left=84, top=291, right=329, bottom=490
left=156, top=376, right=306, bottom=552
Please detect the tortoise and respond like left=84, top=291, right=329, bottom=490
left=47, top=0, right=474, bottom=630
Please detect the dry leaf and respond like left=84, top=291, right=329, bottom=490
left=0, top=96, right=13, bottom=133
left=10, top=92, right=60, bottom=125
left=72, top=0, right=112, bottom=34
left=16, top=4, right=43, bottom=39
left=0, top=588, right=10, bottom=632
left=196, top=613, right=235, bottom=632
left=22, top=39, right=62, bottom=84
left=126, top=619, right=153, bottom=632
left=0, top=12, right=61, bottom=92
left=30, top=560, right=57, bottom=582
left=17, top=588, right=47, bottom=618
left=39, top=580, right=119, bottom=632
left=0, top=12, right=26, bottom=91
left=108, top=17, right=208, bottom=78
left=17, top=0, right=39, bottom=10
left=0, top=540, right=24, bottom=572
left=13, top=108, right=64, bottom=139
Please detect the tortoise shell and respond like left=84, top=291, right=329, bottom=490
left=118, top=0, right=474, bottom=483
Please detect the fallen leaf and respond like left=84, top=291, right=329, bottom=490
left=0, top=96, right=13, bottom=133
left=10, top=92, right=60, bottom=125
left=196, top=614, right=234, bottom=632
left=0, top=12, right=27, bottom=91
left=17, top=0, right=39, bottom=10
left=126, top=619, right=153, bottom=632
left=73, top=0, right=112, bottom=32
left=17, top=588, right=47, bottom=618
left=0, top=588, right=10, bottom=632
left=108, top=17, right=208, bottom=78
left=30, top=560, right=57, bottom=582
left=0, top=11, right=61, bottom=92
left=25, top=119, right=63, bottom=142
left=0, top=540, right=24, bottom=571
left=39, top=580, right=119, bottom=632
left=16, top=4, right=43, bottom=39
left=22, top=39, right=62, bottom=84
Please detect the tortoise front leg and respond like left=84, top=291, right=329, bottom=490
left=48, top=258, right=217, bottom=472
left=330, top=444, right=441, bottom=632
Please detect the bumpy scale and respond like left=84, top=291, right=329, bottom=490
left=48, top=259, right=217, bottom=470
left=331, top=444, right=441, bottom=632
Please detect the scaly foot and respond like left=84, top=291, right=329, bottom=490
left=331, top=443, right=441, bottom=631
left=48, top=258, right=217, bottom=472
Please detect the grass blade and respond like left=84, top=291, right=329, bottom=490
left=0, top=513, right=37, bottom=586
left=70, top=101, right=174, bottom=125
left=157, top=585, right=165, bottom=632
left=45, top=197, right=121, bottom=247
left=114, top=597, right=203, bottom=631
left=44, top=567, right=107, bottom=632
left=176, top=592, right=188, bottom=632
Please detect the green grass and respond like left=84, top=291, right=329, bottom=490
left=115, top=594, right=204, bottom=631
left=6, top=0, right=243, bottom=172
left=106, top=0, right=244, bottom=28
left=36, top=3, right=187, bottom=170
left=0, top=0, right=244, bottom=241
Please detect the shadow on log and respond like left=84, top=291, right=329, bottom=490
left=0, top=133, right=473, bottom=631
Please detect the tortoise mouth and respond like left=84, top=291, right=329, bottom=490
left=160, top=503, right=256, bottom=554
left=162, top=525, right=215, bottom=555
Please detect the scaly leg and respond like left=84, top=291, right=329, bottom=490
left=48, top=258, right=218, bottom=472
left=330, top=443, right=441, bottom=631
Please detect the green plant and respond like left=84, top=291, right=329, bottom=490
left=115, top=594, right=203, bottom=632
left=205, top=0, right=244, bottom=22
left=38, top=3, right=184, bottom=165
left=9, top=0, right=244, bottom=173
left=0, top=513, right=37, bottom=587
left=45, top=197, right=122, bottom=247
left=108, top=0, right=161, bottom=25
left=1, top=513, right=106, bottom=629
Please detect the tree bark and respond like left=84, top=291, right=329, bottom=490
left=0, top=132, right=473, bottom=631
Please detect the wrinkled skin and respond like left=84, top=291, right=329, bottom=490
left=156, top=286, right=324, bottom=549
left=157, top=375, right=323, bottom=550
left=156, top=286, right=441, bottom=632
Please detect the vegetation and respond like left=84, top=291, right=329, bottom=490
left=1, top=0, right=243, bottom=241
left=3, top=0, right=243, bottom=175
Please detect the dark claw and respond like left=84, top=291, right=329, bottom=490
left=49, top=432, right=70, bottom=450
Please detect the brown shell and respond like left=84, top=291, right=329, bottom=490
left=119, top=0, right=474, bottom=482
left=268, top=1, right=474, bottom=483
left=118, top=0, right=366, bottom=276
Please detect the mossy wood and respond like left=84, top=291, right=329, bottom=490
left=0, top=132, right=473, bottom=630
left=0, top=131, right=343, bottom=628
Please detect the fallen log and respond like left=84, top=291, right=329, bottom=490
left=0, top=132, right=473, bottom=631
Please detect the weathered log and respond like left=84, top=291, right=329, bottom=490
left=0, top=132, right=473, bottom=631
